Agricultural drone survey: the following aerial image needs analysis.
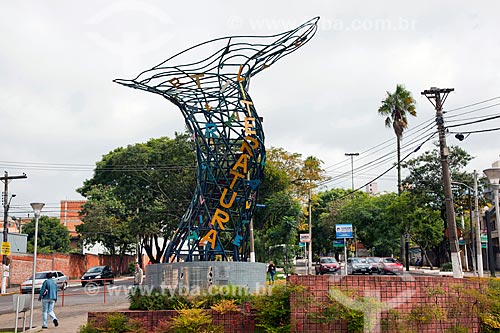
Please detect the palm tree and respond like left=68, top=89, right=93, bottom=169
left=378, top=84, right=417, bottom=195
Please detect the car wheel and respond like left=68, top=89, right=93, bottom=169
left=61, top=282, right=68, bottom=290
left=110, top=279, right=114, bottom=284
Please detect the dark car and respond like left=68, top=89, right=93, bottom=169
left=346, top=257, right=372, bottom=275
left=81, top=265, right=115, bottom=286
left=315, top=257, right=340, bottom=275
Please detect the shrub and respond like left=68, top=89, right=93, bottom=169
left=440, top=262, right=453, bottom=272
left=250, top=284, right=302, bottom=333
left=211, top=299, right=241, bottom=314
left=155, top=309, right=223, bottom=333
left=78, top=313, right=145, bottom=333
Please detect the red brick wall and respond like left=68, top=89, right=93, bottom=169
left=88, top=310, right=256, bottom=333
left=288, top=275, right=483, bottom=333
left=10, top=253, right=135, bottom=284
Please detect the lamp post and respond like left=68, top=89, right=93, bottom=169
left=452, top=181, right=482, bottom=276
left=484, top=165, right=500, bottom=274
left=29, top=202, right=44, bottom=330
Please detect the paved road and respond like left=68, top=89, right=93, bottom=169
left=0, top=277, right=134, bottom=332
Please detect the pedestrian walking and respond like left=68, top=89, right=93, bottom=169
left=267, top=261, right=276, bottom=284
left=38, top=272, right=59, bottom=329
left=134, top=263, right=144, bottom=286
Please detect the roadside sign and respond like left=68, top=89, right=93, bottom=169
left=333, top=240, right=344, bottom=248
left=482, top=243, right=487, bottom=249
left=481, top=234, right=488, bottom=243
left=298, top=242, right=306, bottom=248
left=299, top=233, right=310, bottom=243
left=1, top=242, right=10, bottom=256
left=335, top=224, right=353, bottom=239
left=458, top=239, right=465, bottom=245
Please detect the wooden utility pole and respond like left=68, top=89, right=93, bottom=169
left=1, top=171, right=27, bottom=293
left=421, top=87, right=463, bottom=278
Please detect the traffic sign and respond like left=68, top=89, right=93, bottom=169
left=333, top=240, right=344, bottom=248
left=299, top=233, right=310, bottom=243
left=1, top=242, right=10, bottom=256
left=335, top=224, right=353, bottom=239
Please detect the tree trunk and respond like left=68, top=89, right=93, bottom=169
left=397, top=136, right=405, bottom=263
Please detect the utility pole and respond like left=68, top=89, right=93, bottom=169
left=421, top=87, right=463, bottom=278
left=345, top=153, right=359, bottom=192
left=474, top=171, right=484, bottom=277
left=1, top=171, right=27, bottom=293
left=307, top=185, right=312, bottom=275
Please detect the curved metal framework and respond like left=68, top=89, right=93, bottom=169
left=115, top=17, right=319, bottom=262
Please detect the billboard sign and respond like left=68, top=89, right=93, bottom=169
left=299, top=233, right=311, bottom=243
left=335, top=224, right=353, bottom=239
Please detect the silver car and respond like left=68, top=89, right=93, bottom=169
left=346, top=257, right=372, bottom=275
left=21, top=271, right=68, bottom=294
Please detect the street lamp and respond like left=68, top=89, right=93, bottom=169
left=29, top=202, right=44, bottom=330
left=2, top=193, right=16, bottom=294
left=484, top=165, right=500, bottom=274
left=451, top=181, right=483, bottom=277
left=291, top=178, right=314, bottom=275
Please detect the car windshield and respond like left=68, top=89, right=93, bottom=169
left=367, top=257, right=379, bottom=263
left=352, top=258, right=367, bottom=263
left=383, top=258, right=398, bottom=263
left=87, top=267, right=103, bottom=273
left=29, top=273, right=47, bottom=280
left=321, top=258, right=337, bottom=263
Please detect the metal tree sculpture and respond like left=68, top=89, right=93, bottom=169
left=115, top=17, right=319, bottom=262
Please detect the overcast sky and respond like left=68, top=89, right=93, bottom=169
left=1, top=1, right=500, bottom=217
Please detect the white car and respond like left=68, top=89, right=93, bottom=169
left=21, top=271, right=68, bottom=294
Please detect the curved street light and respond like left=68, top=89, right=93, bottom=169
left=29, top=202, right=44, bottom=331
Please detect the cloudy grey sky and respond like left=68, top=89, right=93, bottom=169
left=1, top=1, right=500, bottom=217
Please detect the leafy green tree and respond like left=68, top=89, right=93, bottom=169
left=23, top=216, right=71, bottom=253
left=77, top=184, right=135, bottom=271
left=378, top=84, right=417, bottom=195
left=386, top=191, right=443, bottom=268
left=313, top=188, right=352, bottom=256
left=254, top=191, right=302, bottom=273
left=78, top=133, right=196, bottom=263
left=401, top=145, right=484, bottom=265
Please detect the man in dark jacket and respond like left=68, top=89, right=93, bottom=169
left=38, top=272, right=59, bottom=329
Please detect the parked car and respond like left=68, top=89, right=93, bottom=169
left=81, top=265, right=115, bottom=286
left=366, top=257, right=381, bottom=274
left=315, top=257, right=340, bottom=275
left=21, top=271, right=68, bottom=294
left=378, top=257, right=404, bottom=274
left=346, top=257, right=371, bottom=275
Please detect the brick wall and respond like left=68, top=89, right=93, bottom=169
left=10, top=253, right=135, bottom=284
left=288, top=275, right=483, bottom=332
left=88, top=310, right=256, bottom=333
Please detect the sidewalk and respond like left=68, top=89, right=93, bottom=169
left=0, top=299, right=128, bottom=332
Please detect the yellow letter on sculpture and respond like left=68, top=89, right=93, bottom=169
left=169, top=77, right=182, bottom=88
left=200, top=229, right=217, bottom=249
left=244, top=117, right=256, bottom=135
left=240, top=136, right=259, bottom=157
left=232, top=154, right=248, bottom=174
left=220, top=188, right=237, bottom=209
left=229, top=170, right=245, bottom=189
left=211, top=208, right=230, bottom=230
